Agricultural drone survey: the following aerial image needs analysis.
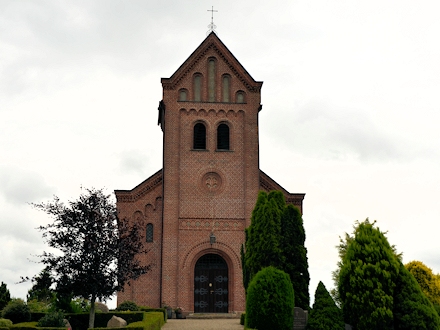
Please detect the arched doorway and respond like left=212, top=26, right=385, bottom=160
left=194, top=253, right=229, bottom=313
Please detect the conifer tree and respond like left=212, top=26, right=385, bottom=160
left=307, top=281, right=344, bottom=330
left=244, top=191, right=282, bottom=282
left=27, top=268, right=55, bottom=303
left=281, top=204, right=310, bottom=309
left=338, top=220, right=399, bottom=329
left=243, top=190, right=309, bottom=308
left=0, top=282, right=11, bottom=311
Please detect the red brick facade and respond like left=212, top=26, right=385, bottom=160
left=115, top=32, right=304, bottom=313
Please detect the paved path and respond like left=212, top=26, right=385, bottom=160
left=162, top=319, right=244, bottom=330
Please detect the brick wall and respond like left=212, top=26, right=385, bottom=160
left=115, top=32, right=303, bottom=313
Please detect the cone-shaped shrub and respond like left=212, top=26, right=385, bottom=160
left=246, top=266, right=294, bottom=330
left=307, top=281, right=344, bottom=330
left=338, top=220, right=399, bottom=329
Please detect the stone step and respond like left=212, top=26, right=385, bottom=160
left=185, top=312, right=242, bottom=319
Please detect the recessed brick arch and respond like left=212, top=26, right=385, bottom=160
left=182, top=242, right=241, bottom=312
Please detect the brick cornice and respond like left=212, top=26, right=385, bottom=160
left=259, top=170, right=305, bottom=212
left=115, top=169, right=163, bottom=203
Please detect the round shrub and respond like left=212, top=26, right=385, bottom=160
left=37, top=311, right=65, bottom=327
left=0, top=318, right=13, bottom=327
left=1, top=299, right=31, bottom=324
left=116, top=300, right=139, bottom=311
left=246, top=266, right=294, bottom=330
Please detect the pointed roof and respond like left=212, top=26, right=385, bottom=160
left=161, top=32, right=263, bottom=92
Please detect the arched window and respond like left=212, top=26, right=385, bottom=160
left=222, top=75, right=231, bottom=102
left=208, top=59, right=216, bottom=102
left=236, top=91, right=245, bottom=103
left=178, top=89, right=187, bottom=101
left=217, top=123, right=230, bottom=150
left=194, top=74, right=202, bottom=101
left=146, top=223, right=153, bottom=242
left=193, top=123, right=206, bottom=150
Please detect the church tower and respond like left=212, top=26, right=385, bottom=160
left=115, top=32, right=304, bottom=313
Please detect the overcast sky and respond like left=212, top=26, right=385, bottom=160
left=1, top=1, right=440, bottom=308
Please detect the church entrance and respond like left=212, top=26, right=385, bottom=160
left=194, top=253, right=229, bottom=313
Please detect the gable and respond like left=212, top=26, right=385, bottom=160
left=260, top=170, right=305, bottom=214
left=115, top=169, right=162, bottom=203
left=161, top=32, right=263, bottom=93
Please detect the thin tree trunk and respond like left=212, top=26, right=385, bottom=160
left=89, top=294, right=96, bottom=329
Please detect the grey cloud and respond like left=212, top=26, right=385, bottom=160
left=266, top=98, right=430, bottom=163
left=0, top=167, right=54, bottom=205
left=118, top=149, right=151, bottom=176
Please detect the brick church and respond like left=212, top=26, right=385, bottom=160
left=115, top=32, right=304, bottom=313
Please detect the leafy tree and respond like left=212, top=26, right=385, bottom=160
left=338, top=219, right=400, bottom=329
left=281, top=204, right=310, bottom=309
left=394, top=261, right=440, bottom=329
left=246, top=266, right=294, bottom=330
left=32, top=188, right=150, bottom=328
left=307, top=281, right=344, bottom=330
left=405, top=260, right=440, bottom=309
left=0, top=282, right=11, bottom=311
left=27, top=267, right=55, bottom=303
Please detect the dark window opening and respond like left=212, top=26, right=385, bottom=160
left=146, top=223, right=153, bottom=242
left=217, top=124, right=230, bottom=150
left=194, top=123, right=206, bottom=150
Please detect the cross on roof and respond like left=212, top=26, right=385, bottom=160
left=207, top=6, right=218, bottom=34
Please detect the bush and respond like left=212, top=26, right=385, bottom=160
left=116, top=301, right=138, bottom=311
left=37, top=311, right=65, bottom=327
left=246, top=266, right=294, bottom=330
left=240, top=313, right=245, bottom=325
left=26, top=299, right=51, bottom=313
left=70, top=298, right=90, bottom=313
left=1, top=299, right=31, bottom=324
left=0, top=319, right=13, bottom=327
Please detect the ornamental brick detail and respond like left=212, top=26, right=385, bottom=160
left=179, top=218, right=245, bottom=231
left=202, top=172, right=223, bottom=194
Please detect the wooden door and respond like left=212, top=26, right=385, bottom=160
left=194, top=254, right=228, bottom=313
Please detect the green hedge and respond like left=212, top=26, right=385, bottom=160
left=138, top=308, right=166, bottom=323
left=10, top=321, right=38, bottom=330
left=9, top=311, right=163, bottom=330
left=91, top=312, right=163, bottom=330
left=66, top=311, right=145, bottom=330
